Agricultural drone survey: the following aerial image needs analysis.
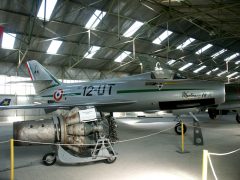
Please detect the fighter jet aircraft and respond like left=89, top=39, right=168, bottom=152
left=0, top=60, right=225, bottom=165
left=1, top=60, right=225, bottom=121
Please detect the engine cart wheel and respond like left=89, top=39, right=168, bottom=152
left=42, top=152, right=56, bottom=166
left=175, top=123, right=187, bottom=135
left=104, top=156, right=117, bottom=164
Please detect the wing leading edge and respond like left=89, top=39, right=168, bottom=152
left=0, top=99, right=136, bottom=110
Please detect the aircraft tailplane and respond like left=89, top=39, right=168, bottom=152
left=26, top=60, right=61, bottom=93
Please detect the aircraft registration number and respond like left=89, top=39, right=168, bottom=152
left=82, top=84, right=116, bottom=96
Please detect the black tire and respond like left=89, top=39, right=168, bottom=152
left=42, top=153, right=56, bottom=166
left=236, top=114, right=240, bottom=123
left=104, top=156, right=117, bottom=164
left=208, top=110, right=217, bottom=120
left=175, top=123, right=187, bottom=135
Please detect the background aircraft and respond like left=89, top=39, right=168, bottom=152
left=208, top=83, right=240, bottom=123
left=0, top=98, right=11, bottom=106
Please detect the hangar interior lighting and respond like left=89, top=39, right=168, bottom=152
left=167, top=59, right=176, bottom=65
left=179, top=63, right=193, bottom=71
left=224, top=53, right=239, bottom=62
left=85, top=10, right=106, bottom=29
left=47, top=40, right=62, bottom=54
left=195, top=44, right=213, bottom=55
left=226, top=72, right=238, bottom=78
left=37, top=0, right=58, bottom=21
left=152, top=30, right=173, bottom=45
left=217, top=71, right=227, bottom=77
left=114, top=51, right=131, bottom=62
left=193, top=65, right=206, bottom=73
left=211, top=49, right=226, bottom=59
left=2, top=33, right=16, bottom=49
left=123, top=21, right=144, bottom=37
left=84, top=46, right=101, bottom=58
left=176, top=38, right=195, bottom=50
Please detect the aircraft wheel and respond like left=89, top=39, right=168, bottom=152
left=208, top=110, right=217, bottom=120
left=175, top=123, right=187, bottom=135
left=42, top=152, right=56, bottom=166
left=236, top=114, right=240, bottom=123
left=104, top=156, right=117, bottom=164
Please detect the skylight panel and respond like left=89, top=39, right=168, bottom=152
left=167, top=59, right=176, bottom=65
left=211, top=49, right=226, bottom=59
left=47, top=40, right=62, bottom=54
left=226, top=72, right=238, bottom=78
left=193, top=65, right=206, bottom=73
left=179, top=63, right=193, bottom=71
left=206, top=68, right=219, bottom=75
left=234, top=75, right=240, bottom=79
left=217, top=71, right=227, bottom=77
left=37, top=0, right=58, bottom=21
left=123, top=21, right=144, bottom=37
left=85, top=10, right=106, bottom=29
left=176, top=38, right=195, bottom=50
left=152, top=30, right=173, bottom=45
left=114, top=51, right=131, bottom=62
left=2, top=33, right=16, bottom=49
left=235, top=60, right=240, bottom=65
left=84, top=46, right=101, bottom=58
left=224, top=53, right=239, bottom=62
left=195, top=44, right=213, bottom=55
left=206, top=71, right=212, bottom=75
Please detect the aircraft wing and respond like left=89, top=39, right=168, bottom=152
left=217, top=101, right=240, bottom=110
left=0, top=99, right=136, bottom=110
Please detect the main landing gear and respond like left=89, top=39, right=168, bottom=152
left=174, top=122, right=187, bottom=135
left=174, top=113, right=204, bottom=146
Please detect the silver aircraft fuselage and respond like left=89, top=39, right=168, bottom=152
left=39, top=76, right=225, bottom=112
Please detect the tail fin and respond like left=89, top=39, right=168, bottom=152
left=0, top=98, right=11, bottom=106
left=26, top=60, right=61, bottom=93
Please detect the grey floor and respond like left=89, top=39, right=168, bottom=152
left=0, top=113, right=240, bottom=180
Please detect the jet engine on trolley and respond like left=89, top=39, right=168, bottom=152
left=13, top=107, right=118, bottom=165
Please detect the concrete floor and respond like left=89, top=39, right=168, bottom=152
left=0, top=113, right=240, bottom=180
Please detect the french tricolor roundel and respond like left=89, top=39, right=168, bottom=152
left=53, top=89, right=63, bottom=102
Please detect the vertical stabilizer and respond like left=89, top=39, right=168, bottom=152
left=26, top=60, right=60, bottom=93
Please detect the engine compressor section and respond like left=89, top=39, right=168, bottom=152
left=13, top=107, right=118, bottom=165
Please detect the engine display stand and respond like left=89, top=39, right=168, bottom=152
left=57, top=137, right=117, bottom=164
